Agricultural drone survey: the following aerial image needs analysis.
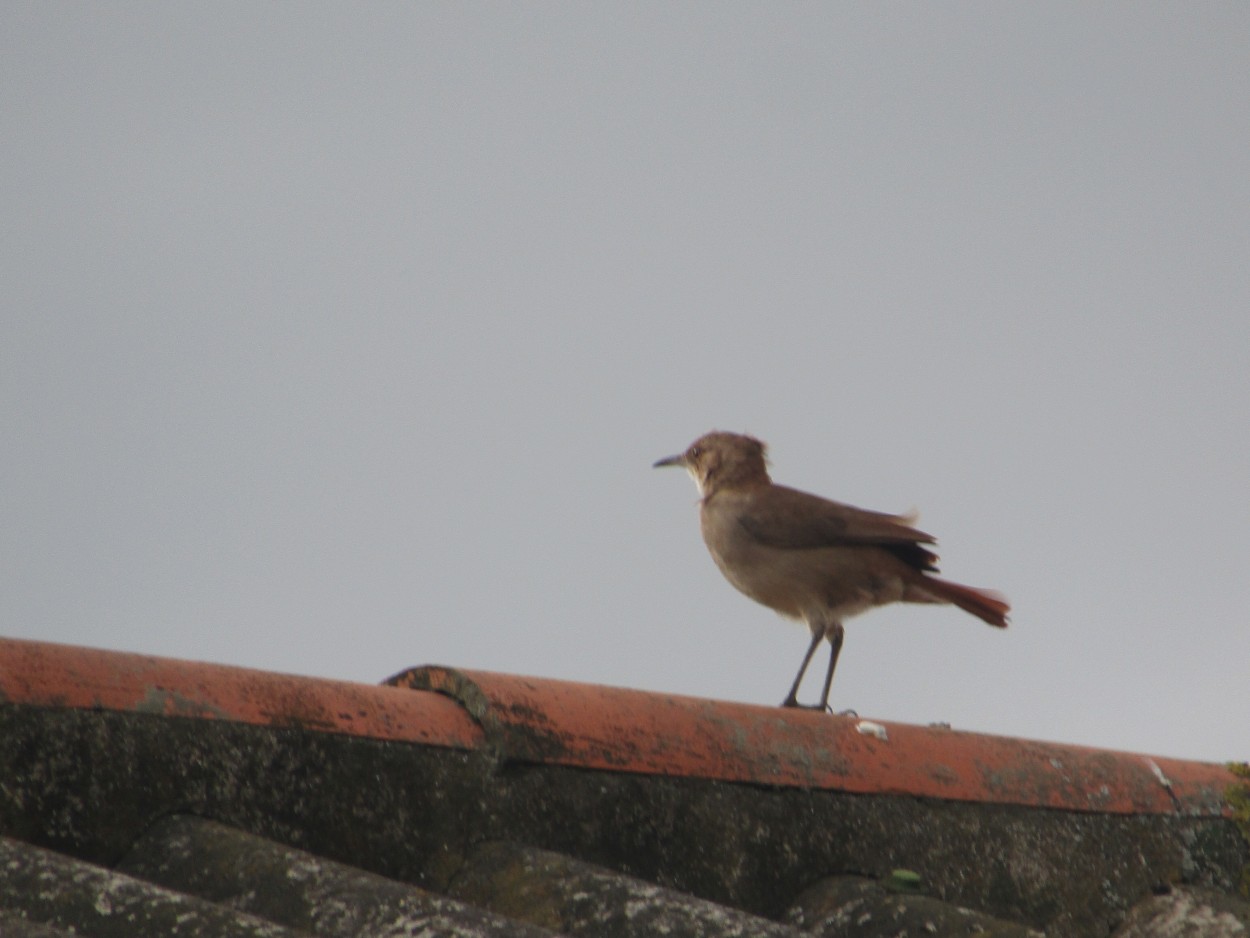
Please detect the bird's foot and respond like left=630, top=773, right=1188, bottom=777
left=780, top=696, right=834, bottom=713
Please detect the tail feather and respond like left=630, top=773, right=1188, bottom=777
left=913, top=576, right=1010, bottom=628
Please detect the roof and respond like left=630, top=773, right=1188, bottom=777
left=1, top=636, right=1247, bottom=937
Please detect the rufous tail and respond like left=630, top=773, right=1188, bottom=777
left=919, top=576, right=1010, bottom=628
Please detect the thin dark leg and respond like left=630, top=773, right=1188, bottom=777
left=816, top=622, right=845, bottom=712
left=781, top=629, right=825, bottom=708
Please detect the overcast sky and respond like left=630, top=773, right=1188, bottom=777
left=3, top=4, right=1247, bottom=763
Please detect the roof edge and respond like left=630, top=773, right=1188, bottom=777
left=1, top=637, right=1237, bottom=817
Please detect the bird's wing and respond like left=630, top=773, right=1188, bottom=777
left=736, top=485, right=940, bottom=570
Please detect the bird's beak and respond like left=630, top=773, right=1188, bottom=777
left=653, top=453, right=685, bottom=469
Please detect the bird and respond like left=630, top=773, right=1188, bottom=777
left=654, top=430, right=1009, bottom=711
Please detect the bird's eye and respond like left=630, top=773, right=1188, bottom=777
left=688, top=446, right=701, bottom=460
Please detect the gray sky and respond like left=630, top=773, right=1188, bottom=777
left=3, top=4, right=1247, bottom=762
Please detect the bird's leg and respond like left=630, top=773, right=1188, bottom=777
left=816, top=622, right=845, bottom=712
left=781, top=629, right=825, bottom=708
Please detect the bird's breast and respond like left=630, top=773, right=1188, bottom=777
left=699, top=497, right=809, bottom=618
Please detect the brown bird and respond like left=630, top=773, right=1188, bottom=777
left=654, top=431, right=1009, bottom=710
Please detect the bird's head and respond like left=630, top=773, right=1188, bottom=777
left=654, top=430, right=771, bottom=496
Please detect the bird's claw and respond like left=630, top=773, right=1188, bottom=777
left=780, top=697, right=837, bottom=714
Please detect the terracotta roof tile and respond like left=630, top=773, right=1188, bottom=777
left=0, top=637, right=1246, bottom=938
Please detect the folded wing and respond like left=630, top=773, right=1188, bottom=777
left=735, top=484, right=940, bottom=572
